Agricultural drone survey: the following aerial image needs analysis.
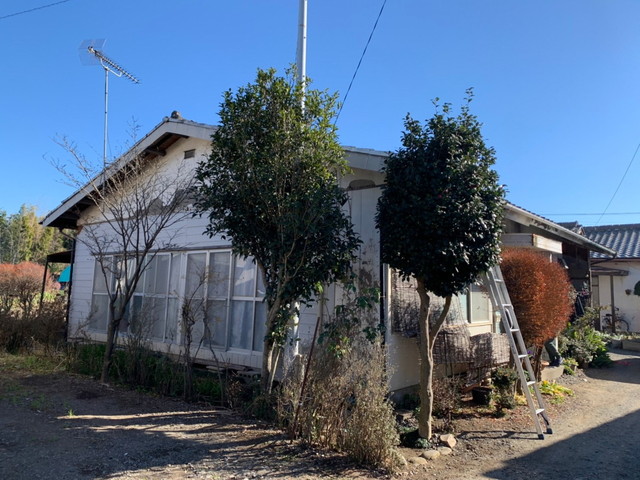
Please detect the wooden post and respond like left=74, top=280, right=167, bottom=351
left=610, top=275, right=617, bottom=334
left=39, top=259, right=50, bottom=310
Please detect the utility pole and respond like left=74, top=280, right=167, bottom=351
left=296, top=0, right=308, bottom=110
left=292, top=0, right=308, bottom=357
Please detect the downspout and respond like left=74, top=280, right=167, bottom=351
left=380, top=259, right=388, bottom=346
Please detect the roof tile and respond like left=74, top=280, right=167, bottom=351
left=583, top=224, right=640, bottom=259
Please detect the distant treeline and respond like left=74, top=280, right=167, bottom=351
left=0, top=205, right=73, bottom=266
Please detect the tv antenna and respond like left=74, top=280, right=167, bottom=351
left=79, top=39, right=140, bottom=167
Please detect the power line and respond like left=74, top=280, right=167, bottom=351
left=335, top=0, right=387, bottom=123
left=595, top=141, right=640, bottom=225
left=543, top=212, right=640, bottom=217
left=0, top=0, right=71, bottom=21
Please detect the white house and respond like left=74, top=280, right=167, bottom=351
left=43, top=115, right=614, bottom=393
left=580, top=223, right=640, bottom=332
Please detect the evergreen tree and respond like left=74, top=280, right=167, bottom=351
left=376, top=92, right=505, bottom=439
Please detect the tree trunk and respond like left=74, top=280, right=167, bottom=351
left=101, top=319, right=118, bottom=383
left=261, top=294, right=293, bottom=394
left=261, top=338, right=279, bottom=394
left=533, top=345, right=543, bottom=382
left=416, top=279, right=452, bottom=440
left=261, top=304, right=279, bottom=394
left=100, top=301, right=123, bottom=383
left=416, top=279, right=433, bottom=439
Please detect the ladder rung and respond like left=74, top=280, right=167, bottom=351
left=510, top=328, right=520, bottom=332
left=527, top=380, right=535, bottom=386
left=518, top=354, right=528, bottom=359
left=536, top=408, right=545, bottom=415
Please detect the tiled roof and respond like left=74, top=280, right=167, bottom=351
left=582, top=224, right=640, bottom=259
left=557, top=221, right=583, bottom=234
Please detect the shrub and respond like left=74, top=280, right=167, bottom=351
left=0, top=262, right=57, bottom=318
left=0, top=264, right=13, bottom=315
left=562, top=357, right=578, bottom=375
left=67, top=342, right=225, bottom=403
left=309, top=339, right=400, bottom=470
left=431, top=376, right=463, bottom=432
left=67, top=343, right=105, bottom=377
left=0, top=296, right=66, bottom=353
left=491, top=367, right=518, bottom=413
left=501, top=249, right=574, bottom=347
left=501, top=249, right=574, bottom=375
left=279, top=282, right=401, bottom=471
left=590, top=348, right=614, bottom=368
left=560, top=309, right=611, bottom=368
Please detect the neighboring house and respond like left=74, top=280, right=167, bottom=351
left=581, top=224, right=640, bottom=332
left=42, top=115, right=614, bottom=394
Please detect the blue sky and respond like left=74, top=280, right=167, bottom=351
left=2, top=0, right=640, bottom=226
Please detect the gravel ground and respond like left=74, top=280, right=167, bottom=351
left=1, top=349, right=639, bottom=480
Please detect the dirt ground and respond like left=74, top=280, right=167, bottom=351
left=1, top=350, right=640, bottom=480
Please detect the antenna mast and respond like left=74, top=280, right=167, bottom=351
left=80, top=40, right=140, bottom=167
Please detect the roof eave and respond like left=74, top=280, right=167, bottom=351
left=504, top=203, right=616, bottom=256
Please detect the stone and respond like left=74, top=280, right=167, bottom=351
left=407, top=456, right=428, bottom=465
left=440, top=433, right=457, bottom=449
left=395, top=409, right=414, bottom=422
left=394, top=453, right=409, bottom=467
left=438, top=446, right=453, bottom=456
left=421, top=450, right=441, bottom=460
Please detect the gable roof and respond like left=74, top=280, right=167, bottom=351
left=42, top=116, right=215, bottom=229
left=39, top=115, right=616, bottom=259
left=583, top=224, right=640, bottom=259
left=42, top=116, right=389, bottom=229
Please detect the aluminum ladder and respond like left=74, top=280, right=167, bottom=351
left=482, top=265, right=553, bottom=439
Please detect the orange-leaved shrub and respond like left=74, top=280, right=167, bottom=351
left=0, top=262, right=57, bottom=318
left=501, top=248, right=574, bottom=348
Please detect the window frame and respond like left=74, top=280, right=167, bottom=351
left=458, top=283, right=493, bottom=325
left=89, top=249, right=267, bottom=353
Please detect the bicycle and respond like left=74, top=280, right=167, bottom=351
left=602, top=310, right=630, bottom=334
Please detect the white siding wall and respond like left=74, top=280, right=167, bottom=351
left=68, top=145, right=392, bottom=371
left=594, top=260, right=640, bottom=332
left=68, top=238, right=96, bottom=338
left=65, top=134, right=518, bottom=391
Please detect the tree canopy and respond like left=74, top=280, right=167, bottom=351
left=0, top=205, right=70, bottom=266
left=376, top=95, right=505, bottom=297
left=194, top=68, right=360, bottom=391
